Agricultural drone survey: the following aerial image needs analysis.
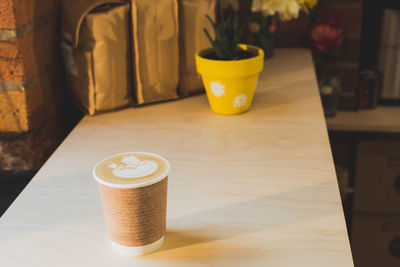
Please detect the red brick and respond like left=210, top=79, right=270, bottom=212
left=26, top=66, right=63, bottom=129
left=0, top=0, right=15, bottom=29
left=0, top=0, right=58, bottom=29
left=0, top=90, right=29, bottom=132
left=0, top=65, right=63, bottom=133
left=0, top=0, right=77, bottom=173
left=0, top=13, right=60, bottom=82
left=0, top=40, right=20, bottom=59
left=0, top=4, right=62, bottom=134
left=0, top=12, right=60, bottom=59
left=0, top=57, right=24, bottom=80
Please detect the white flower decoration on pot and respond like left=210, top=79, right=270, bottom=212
left=210, top=81, right=226, bottom=97
left=233, top=94, right=248, bottom=108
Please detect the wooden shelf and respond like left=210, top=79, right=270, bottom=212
left=326, top=106, right=400, bottom=133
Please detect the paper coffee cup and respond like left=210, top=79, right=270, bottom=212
left=93, top=152, right=169, bottom=256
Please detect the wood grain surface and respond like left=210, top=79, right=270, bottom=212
left=0, top=49, right=354, bottom=266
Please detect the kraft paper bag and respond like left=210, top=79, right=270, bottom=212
left=178, top=0, right=216, bottom=96
left=130, top=0, right=179, bottom=105
left=61, top=0, right=131, bottom=115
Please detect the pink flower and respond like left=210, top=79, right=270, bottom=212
left=310, top=18, right=343, bottom=55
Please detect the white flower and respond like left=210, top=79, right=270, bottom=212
left=233, top=94, right=248, bottom=108
left=210, top=81, right=225, bottom=97
left=280, top=0, right=301, bottom=21
left=251, top=0, right=302, bottom=21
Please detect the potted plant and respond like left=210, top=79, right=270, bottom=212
left=195, top=15, right=264, bottom=115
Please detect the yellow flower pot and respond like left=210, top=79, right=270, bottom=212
left=195, top=44, right=264, bottom=115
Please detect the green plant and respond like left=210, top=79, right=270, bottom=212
left=203, top=15, right=243, bottom=60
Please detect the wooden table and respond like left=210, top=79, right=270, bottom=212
left=0, top=49, right=354, bottom=266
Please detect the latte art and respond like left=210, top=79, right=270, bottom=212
left=108, top=156, right=158, bottom=179
left=94, top=152, right=169, bottom=187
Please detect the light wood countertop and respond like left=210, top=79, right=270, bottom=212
left=0, top=49, right=354, bottom=266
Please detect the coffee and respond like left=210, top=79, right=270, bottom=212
left=93, top=152, right=169, bottom=256
left=94, top=152, right=169, bottom=187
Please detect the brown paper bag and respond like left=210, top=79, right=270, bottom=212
left=178, top=0, right=216, bottom=97
left=130, top=0, right=180, bottom=105
left=61, top=0, right=131, bottom=115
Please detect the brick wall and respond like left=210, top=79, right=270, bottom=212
left=0, top=0, right=80, bottom=173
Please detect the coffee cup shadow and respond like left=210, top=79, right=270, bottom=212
left=157, top=231, right=213, bottom=252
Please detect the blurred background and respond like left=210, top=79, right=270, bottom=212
left=1, top=0, right=400, bottom=266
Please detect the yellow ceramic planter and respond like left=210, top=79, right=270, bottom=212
left=195, top=44, right=264, bottom=115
